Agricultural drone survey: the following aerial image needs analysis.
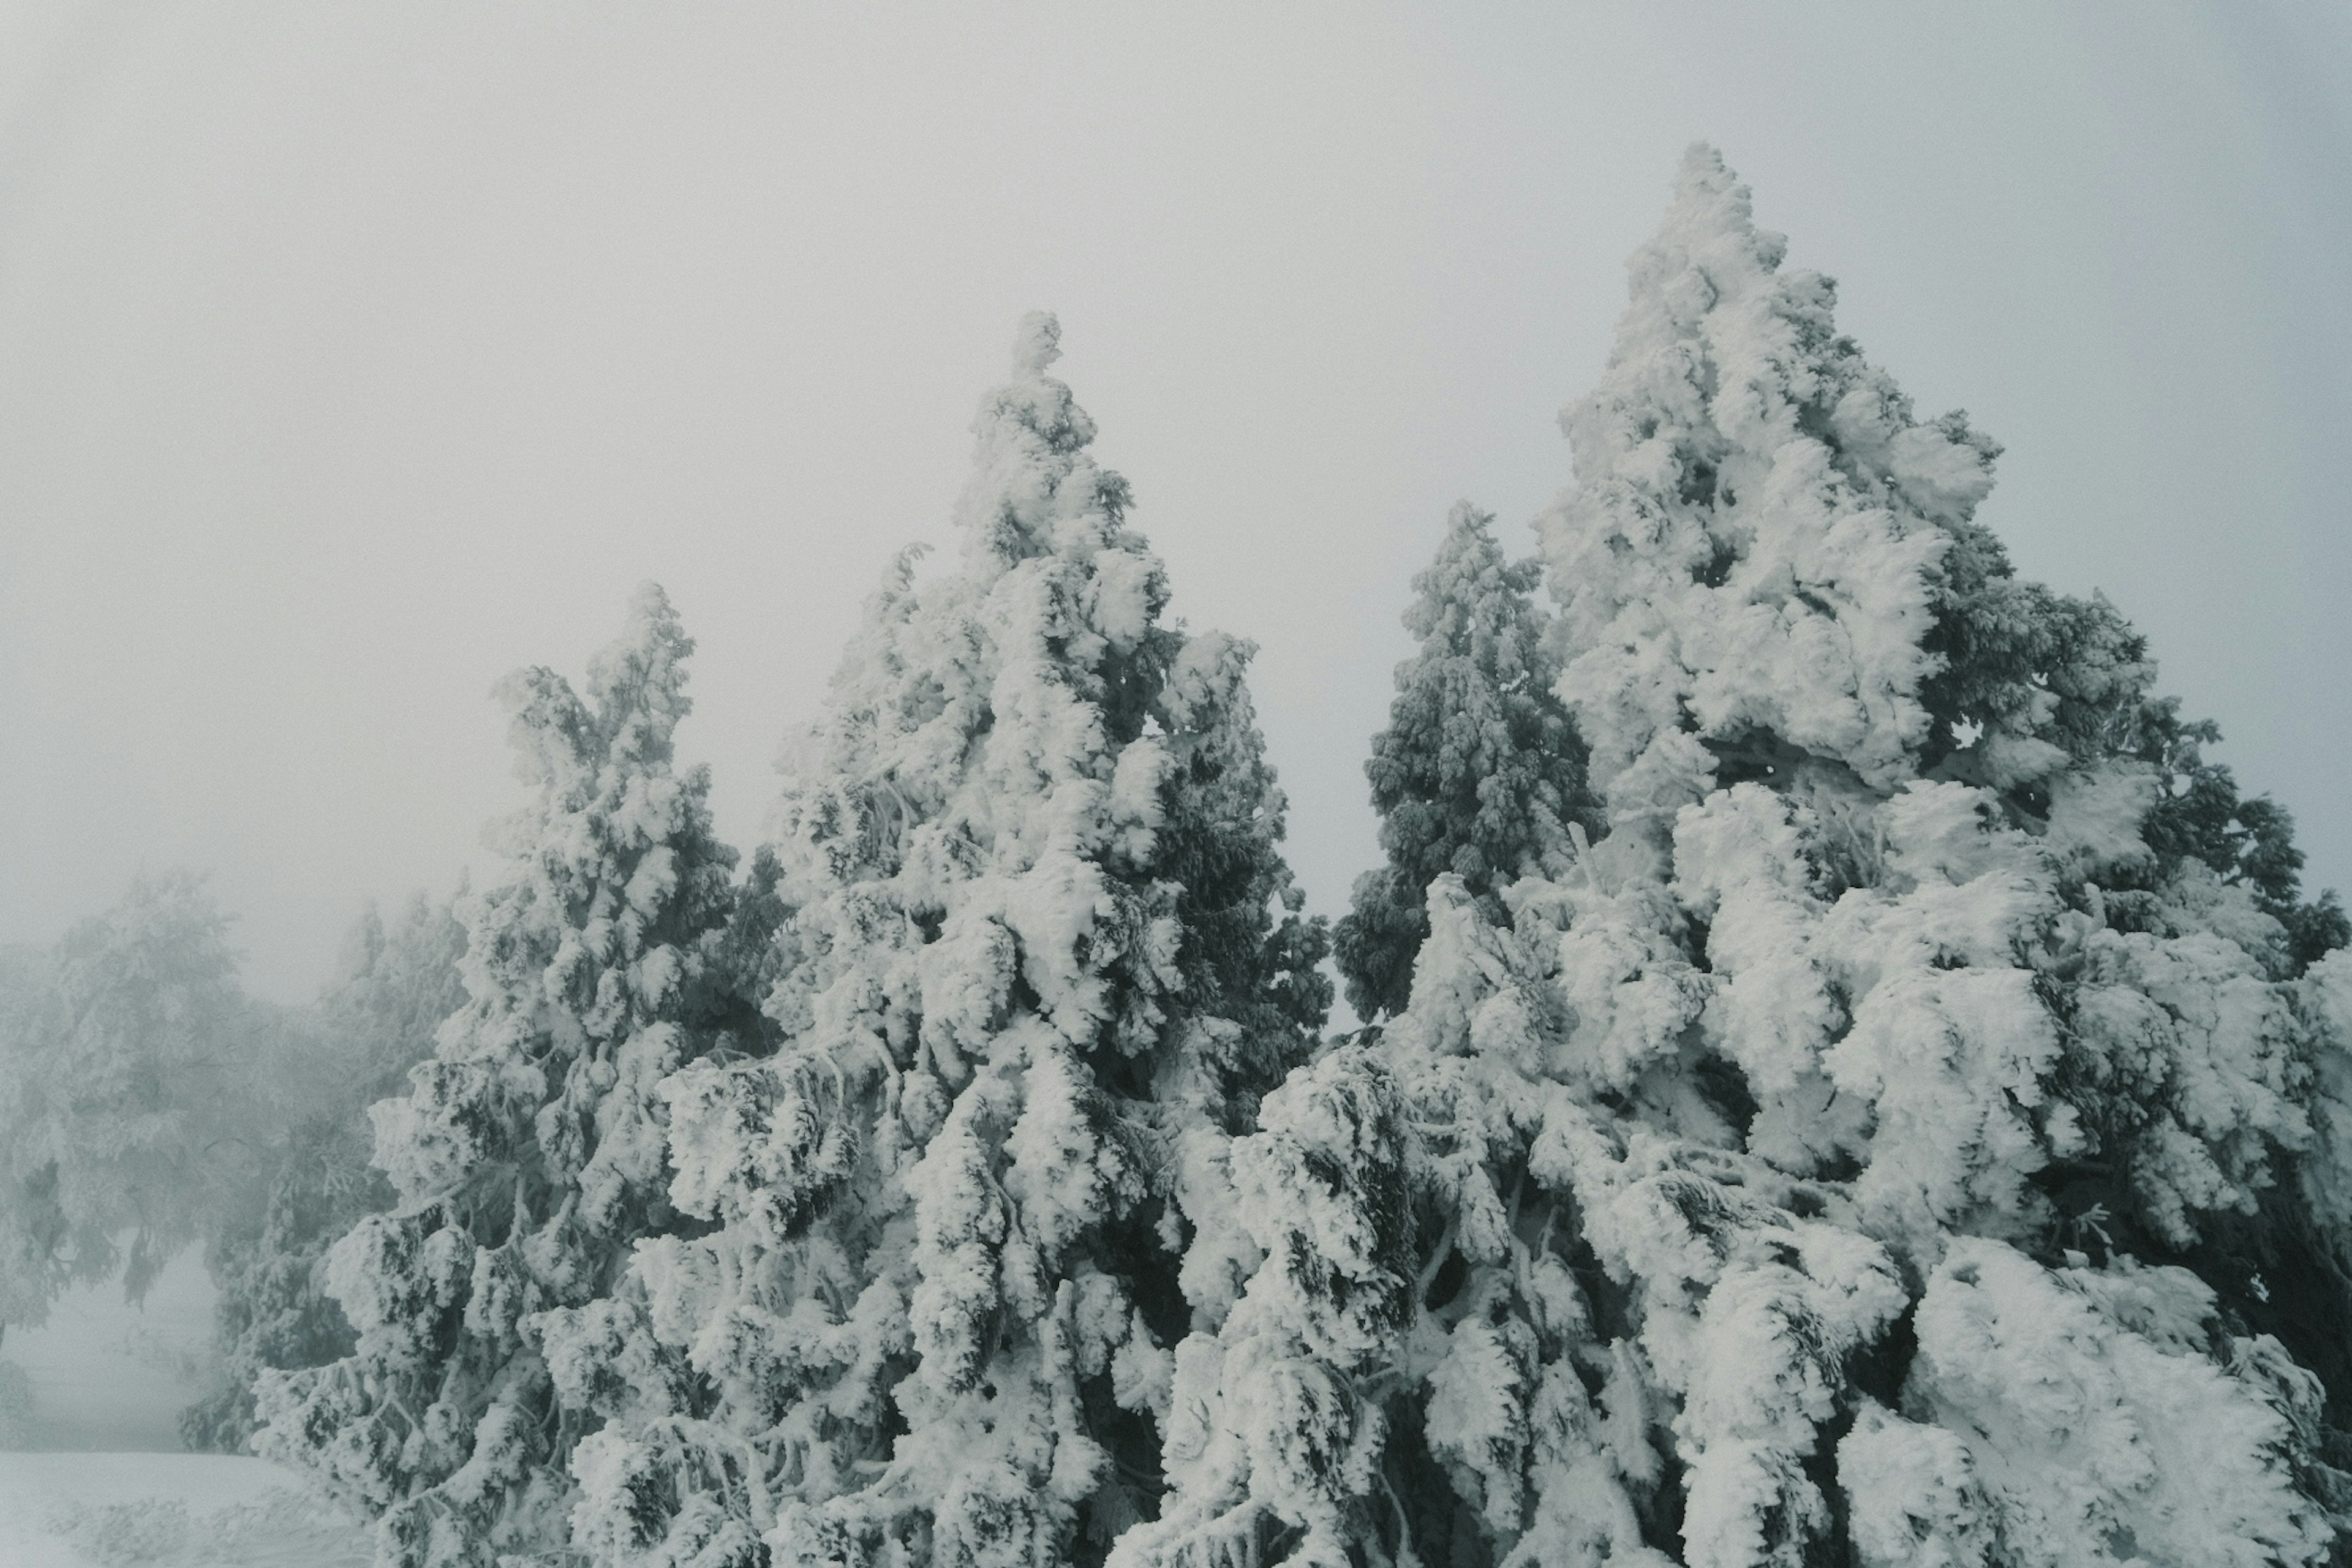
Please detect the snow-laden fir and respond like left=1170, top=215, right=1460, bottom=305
left=252, top=584, right=775, bottom=1563
left=1128, top=147, right=2352, bottom=1568
left=1331, top=502, right=1593, bottom=1025
left=6, top=145, right=2346, bottom=1568
left=547, top=311, right=1329, bottom=1568
left=263, top=147, right=2352, bottom=1568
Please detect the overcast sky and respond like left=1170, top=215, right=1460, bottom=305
left=1, top=2, right=2345, bottom=1001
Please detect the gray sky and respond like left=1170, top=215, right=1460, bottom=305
left=1, top=2, right=2345, bottom=1002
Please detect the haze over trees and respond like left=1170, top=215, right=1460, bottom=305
left=0, top=870, right=467, bottom=1446
left=7, top=148, right=2350, bottom=1568
left=181, top=889, right=470, bottom=1452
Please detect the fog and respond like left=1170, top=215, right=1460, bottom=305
left=1, top=1, right=2343, bottom=1001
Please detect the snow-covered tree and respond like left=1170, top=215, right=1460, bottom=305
left=0, top=941, right=61, bottom=1342
left=255, top=586, right=769, bottom=1567
left=318, top=892, right=479, bottom=1099
left=1333, top=502, right=1592, bottom=1021
left=553, top=313, right=1330, bottom=1568
left=2128, top=708, right=2348, bottom=976
left=1133, top=146, right=2351, bottom=1568
left=184, top=891, right=469, bottom=1452
left=0, top=872, right=262, bottom=1336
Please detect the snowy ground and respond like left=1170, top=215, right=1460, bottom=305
left=0, top=1252, right=372, bottom=1566
left=0, top=1451, right=371, bottom=1567
left=3, top=1250, right=215, bottom=1452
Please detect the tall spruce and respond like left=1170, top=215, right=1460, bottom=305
left=255, top=586, right=766, bottom=1568
left=553, top=314, right=1329, bottom=1568
left=1333, top=501, right=1592, bottom=1021
left=1132, top=147, right=2352, bottom=1568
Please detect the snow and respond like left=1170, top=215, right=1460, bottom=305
left=0, top=1452, right=368, bottom=1568
left=12, top=146, right=2348, bottom=1568
left=2, top=1252, right=213, bottom=1453
left=1129, top=143, right=2352, bottom=1568
left=1905, top=1240, right=2332, bottom=1566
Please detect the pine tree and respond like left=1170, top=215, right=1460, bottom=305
left=1333, top=502, right=1592, bottom=1022
left=556, top=314, right=1329, bottom=1568
left=255, top=586, right=766, bottom=1568
left=1135, top=147, right=2351, bottom=1568
left=184, top=891, right=469, bottom=1453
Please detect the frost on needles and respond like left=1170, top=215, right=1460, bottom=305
left=1333, top=502, right=1594, bottom=1023
left=536, top=313, right=1329, bottom=1568
left=1130, top=147, right=2352, bottom=1568
left=255, top=584, right=773, bottom=1567
left=249, top=155, right=2352, bottom=1568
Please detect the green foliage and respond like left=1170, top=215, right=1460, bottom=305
left=2132, top=710, right=2348, bottom=975
left=1333, top=503, right=1592, bottom=1020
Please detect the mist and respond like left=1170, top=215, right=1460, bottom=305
left=7, top=11, right=2352, bottom=1561
left=1, top=1, right=2343, bottom=1005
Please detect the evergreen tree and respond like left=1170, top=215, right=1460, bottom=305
left=0, top=941, right=62, bottom=1343
left=0, top=872, right=261, bottom=1335
left=1134, top=147, right=2351, bottom=1568
left=255, top=586, right=766, bottom=1568
left=183, top=891, right=469, bottom=1452
left=2130, top=710, right=2349, bottom=976
left=554, top=314, right=1329, bottom=1568
left=1333, top=502, right=1592, bottom=1021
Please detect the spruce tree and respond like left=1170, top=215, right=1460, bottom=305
left=255, top=586, right=764, bottom=1568
left=1135, top=147, right=2351, bottom=1568
left=555, top=314, right=1329, bottom=1568
left=1333, top=502, right=1592, bottom=1021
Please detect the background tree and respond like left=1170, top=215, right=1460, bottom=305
left=181, top=889, right=469, bottom=1452
left=0, top=940, right=62, bottom=1344
left=1332, top=502, right=1593, bottom=1022
left=0, top=872, right=263, bottom=1343
left=255, top=585, right=767, bottom=1568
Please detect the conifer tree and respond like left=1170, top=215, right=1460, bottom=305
left=1135, top=147, right=2352, bottom=1568
left=184, top=891, right=470, bottom=1452
left=555, top=314, right=1329, bottom=1568
left=1333, top=502, right=1592, bottom=1021
left=2129, top=710, right=2349, bottom=975
left=0, top=942, right=51, bottom=1343
left=255, top=586, right=766, bottom=1568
